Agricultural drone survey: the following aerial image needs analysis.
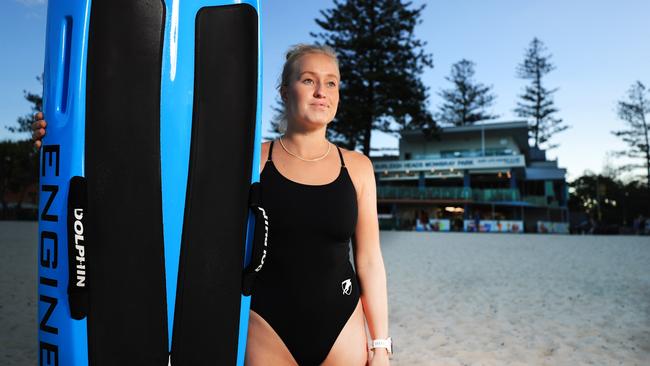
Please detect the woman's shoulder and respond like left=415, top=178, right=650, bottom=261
left=338, top=147, right=375, bottom=193
left=338, top=147, right=372, bottom=170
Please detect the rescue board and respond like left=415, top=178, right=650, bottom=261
left=38, top=1, right=265, bottom=365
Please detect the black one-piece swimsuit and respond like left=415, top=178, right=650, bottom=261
left=250, top=140, right=360, bottom=366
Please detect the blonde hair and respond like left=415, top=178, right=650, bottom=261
left=276, top=44, right=340, bottom=133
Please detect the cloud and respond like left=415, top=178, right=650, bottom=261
left=15, top=0, right=46, bottom=19
left=25, top=10, right=45, bottom=20
left=15, top=0, right=46, bottom=6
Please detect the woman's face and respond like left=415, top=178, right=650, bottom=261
left=282, top=53, right=340, bottom=130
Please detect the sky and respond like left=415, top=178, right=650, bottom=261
left=1, top=0, right=649, bottom=181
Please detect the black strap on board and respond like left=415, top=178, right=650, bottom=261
left=170, top=5, right=258, bottom=365
left=67, top=176, right=89, bottom=320
left=242, top=182, right=269, bottom=296
left=85, top=0, right=169, bottom=364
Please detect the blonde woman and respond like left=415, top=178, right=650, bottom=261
left=32, top=44, right=390, bottom=366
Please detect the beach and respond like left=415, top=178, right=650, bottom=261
left=1, top=221, right=37, bottom=366
left=1, top=221, right=649, bottom=365
left=383, top=231, right=650, bottom=365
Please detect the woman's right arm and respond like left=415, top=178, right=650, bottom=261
left=31, top=112, right=47, bottom=149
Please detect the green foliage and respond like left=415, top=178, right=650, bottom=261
left=438, top=59, right=498, bottom=126
left=514, top=38, right=567, bottom=149
left=265, top=96, right=284, bottom=140
left=568, top=173, right=649, bottom=226
left=2, top=74, right=42, bottom=219
left=0, top=140, right=39, bottom=218
left=311, top=0, right=438, bottom=155
left=611, top=81, right=650, bottom=188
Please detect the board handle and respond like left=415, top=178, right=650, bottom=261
left=242, top=182, right=269, bottom=296
left=67, top=176, right=89, bottom=319
left=55, top=16, right=73, bottom=115
left=44, top=14, right=73, bottom=118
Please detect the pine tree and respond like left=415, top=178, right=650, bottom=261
left=438, top=59, right=498, bottom=126
left=6, top=74, right=43, bottom=138
left=611, top=81, right=650, bottom=188
left=311, top=0, right=437, bottom=155
left=265, top=96, right=284, bottom=140
left=514, top=38, right=567, bottom=149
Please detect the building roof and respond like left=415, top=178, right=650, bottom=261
left=402, top=120, right=528, bottom=135
left=401, top=120, right=530, bottom=152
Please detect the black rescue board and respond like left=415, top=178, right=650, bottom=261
left=171, top=4, right=258, bottom=365
left=85, top=0, right=168, bottom=365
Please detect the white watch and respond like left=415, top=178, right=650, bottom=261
left=370, top=337, right=393, bottom=355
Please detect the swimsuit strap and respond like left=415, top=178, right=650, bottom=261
left=268, top=140, right=274, bottom=161
left=336, top=145, right=346, bottom=168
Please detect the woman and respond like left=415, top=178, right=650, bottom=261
left=32, top=44, right=390, bottom=366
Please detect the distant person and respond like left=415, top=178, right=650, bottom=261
left=454, top=217, right=464, bottom=232
left=589, top=217, right=598, bottom=235
left=578, top=217, right=590, bottom=235
left=420, top=210, right=431, bottom=231
left=633, top=215, right=641, bottom=235
left=415, top=210, right=430, bottom=231
left=412, top=212, right=419, bottom=231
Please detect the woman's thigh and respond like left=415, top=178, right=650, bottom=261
left=321, top=300, right=368, bottom=366
left=245, top=310, right=297, bottom=366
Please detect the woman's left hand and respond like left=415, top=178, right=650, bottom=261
left=368, top=348, right=390, bottom=366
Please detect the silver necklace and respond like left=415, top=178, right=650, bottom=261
left=279, top=136, right=331, bottom=162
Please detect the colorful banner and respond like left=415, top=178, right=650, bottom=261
left=429, top=219, right=451, bottom=232
left=415, top=219, right=451, bottom=231
left=537, top=221, right=569, bottom=234
left=464, top=220, right=523, bottom=233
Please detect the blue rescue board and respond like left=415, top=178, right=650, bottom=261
left=38, top=1, right=264, bottom=365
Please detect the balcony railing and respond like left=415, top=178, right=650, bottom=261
left=521, top=195, right=560, bottom=207
left=378, top=186, right=472, bottom=200
left=473, top=188, right=520, bottom=202
left=377, top=186, right=527, bottom=203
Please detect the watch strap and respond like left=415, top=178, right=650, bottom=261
left=371, top=337, right=392, bottom=354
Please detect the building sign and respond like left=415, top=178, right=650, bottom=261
left=374, top=155, right=526, bottom=173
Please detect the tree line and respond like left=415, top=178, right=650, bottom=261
left=269, top=0, right=570, bottom=155
left=569, top=172, right=650, bottom=233
left=2, top=0, right=649, bottom=221
left=272, top=0, right=649, bottom=191
left=1, top=76, right=41, bottom=219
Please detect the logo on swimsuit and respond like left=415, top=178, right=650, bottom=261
left=341, top=278, right=352, bottom=295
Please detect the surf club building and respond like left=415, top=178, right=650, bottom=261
left=372, top=121, right=569, bottom=233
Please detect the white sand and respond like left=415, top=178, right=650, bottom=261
left=382, top=231, right=650, bottom=366
left=1, top=221, right=37, bottom=366
left=2, top=222, right=649, bottom=365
